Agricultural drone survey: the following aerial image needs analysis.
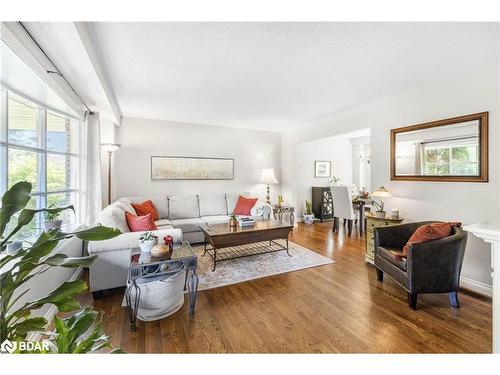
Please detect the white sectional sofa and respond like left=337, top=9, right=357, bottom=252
left=87, top=192, right=271, bottom=297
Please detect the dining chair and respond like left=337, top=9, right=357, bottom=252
left=330, top=185, right=359, bottom=236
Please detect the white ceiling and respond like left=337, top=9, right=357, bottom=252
left=84, top=23, right=498, bottom=130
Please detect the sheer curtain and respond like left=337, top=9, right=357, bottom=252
left=82, top=111, right=102, bottom=225
left=414, top=142, right=424, bottom=174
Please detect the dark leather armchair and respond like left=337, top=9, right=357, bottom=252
left=374, top=221, right=467, bottom=310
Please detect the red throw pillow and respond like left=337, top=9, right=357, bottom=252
left=131, top=200, right=159, bottom=221
left=402, top=222, right=461, bottom=256
left=125, top=212, right=158, bottom=232
left=232, top=195, right=258, bottom=216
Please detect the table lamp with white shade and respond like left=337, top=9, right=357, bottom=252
left=371, top=186, right=391, bottom=218
left=259, top=168, right=279, bottom=205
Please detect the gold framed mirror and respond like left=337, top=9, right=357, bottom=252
left=390, top=112, right=488, bottom=182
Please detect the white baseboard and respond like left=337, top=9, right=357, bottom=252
left=27, top=266, right=84, bottom=342
left=460, top=276, right=492, bottom=297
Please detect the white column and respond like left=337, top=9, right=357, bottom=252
left=464, top=220, right=500, bottom=353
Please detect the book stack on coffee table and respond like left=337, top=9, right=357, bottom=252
left=237, top=217, right=255, bottom=227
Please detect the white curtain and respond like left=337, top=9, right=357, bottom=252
left=83, top=111, right=102, bottom=225
left=414, top=142, right=424, bottom=174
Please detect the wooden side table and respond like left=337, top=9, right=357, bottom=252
left=365, top=213, right=404, bottom=264
left=273, top=206, right=295, bottom=225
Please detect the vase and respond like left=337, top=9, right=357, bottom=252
left=229, top=217, right=238, bottom=228
left=139, top=238, right=158, bottom=253
left=374, top=211, right=386, bottom=219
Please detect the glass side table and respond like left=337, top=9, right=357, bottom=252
left=125, top=241, right=198, bottom=331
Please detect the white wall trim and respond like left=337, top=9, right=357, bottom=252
left=460, top=276, right=492, bottom=298
left=27, top=266, right=84, bottom=342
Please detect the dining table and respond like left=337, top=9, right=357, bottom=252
left=352, top=197, right=372, bottom=235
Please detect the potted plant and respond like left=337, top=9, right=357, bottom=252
left=303, top=200, right=315, bottom=224
left=229, top=213, right=238, bottom=228
left=0, top=181, right=123, bottom=353
left=330, top=176, right=341, bottom=186
left=277, top=193, right=284, bottom=208
left=138, top=231, right=158, bottom=253
left=44, top=204, right=63, bottom=231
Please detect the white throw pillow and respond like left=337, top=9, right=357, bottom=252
left=115, top=201, right=136, bottom=215
left=97, top=204, right=130, bottom=233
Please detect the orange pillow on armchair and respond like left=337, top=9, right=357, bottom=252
left=131, top=200, right=159, bottom=221
left=402, top=222, right=461, bottom=256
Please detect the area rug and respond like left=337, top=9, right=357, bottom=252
left=193, top=240, right=334, bottom=291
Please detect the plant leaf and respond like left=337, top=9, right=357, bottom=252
left=69, top=226, right=121, bottom=241
left=11, top=317, right=48, bottom=337
left=22, top=279, right=87, bottom=312
left=0, top=181, right=32, bottom=238
left=44, top=254, right=97, bottom=268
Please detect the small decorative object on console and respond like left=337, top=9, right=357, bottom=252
left=390, top=208, right=400, bottom=219
left=164, top=235, right=174, bottom=251
left=151, top=245, right=171, bottom=258
left=138, top=231, right=158, bottom=253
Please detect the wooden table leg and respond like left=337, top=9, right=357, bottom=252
left=359, top=203, right=365, bottom=236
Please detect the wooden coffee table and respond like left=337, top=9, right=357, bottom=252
left=199, top=220, right=293, bottom=271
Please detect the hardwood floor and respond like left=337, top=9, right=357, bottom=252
left=81, top=222, right=492, bottom=353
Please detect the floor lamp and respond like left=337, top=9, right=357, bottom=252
left=101, top=143, right=121, bottom=205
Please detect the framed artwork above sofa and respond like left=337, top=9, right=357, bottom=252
left=151, top=156, right=234, bottom=180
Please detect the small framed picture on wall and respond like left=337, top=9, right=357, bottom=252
left=314, top=160, right=331, bottom=178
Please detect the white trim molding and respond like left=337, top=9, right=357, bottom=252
left=460, top=276, right=492, bottom=297
left=464, top=219, right=500, bottom=354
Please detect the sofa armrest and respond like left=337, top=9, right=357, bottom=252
left=88, top=228, right=183, bottom=254
left=407, top=229, right=467, bottom=293
left=251, top=202, right=272, bottom=219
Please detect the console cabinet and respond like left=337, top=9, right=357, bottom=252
left=311, top=187, right=333, bottom=222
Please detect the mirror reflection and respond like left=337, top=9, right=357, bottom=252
left=395, top=121, right=480, bottom=177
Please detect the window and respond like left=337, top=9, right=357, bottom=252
left=1, top=90, right=83, bottom=239
left=423, top=141, right=479, bottom=176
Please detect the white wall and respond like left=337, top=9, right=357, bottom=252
left=113, top=117, right=281, bottom=201
left=292, top=134, right=353, bottom=215
left=281, top=67, right=499, bottom=292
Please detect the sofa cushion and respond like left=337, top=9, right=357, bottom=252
left=155, top=219, right=173, bottom=229
left=97, top=203, right=130, bottom=233
left=232, top=195, right=258, bottom=215
left=168, top=195, right=200, bottom=220
left=170, top=218, right=204, bottom=226
left=202, top=215, right=230, bottom=224
left=131, top=200, right=159, bottom=221
left=173, top=223, right=203, bottom=234
left=226, top=192, right=250, bottom=214
left=115, top=201, right=136, bottom=215
left=378, top=246, right=407, bottom=271
left=198, top=193, right=227, bottom=216
left=125, top=212, right=158, bottom=232
left=118, top=195, right=168, bottom=219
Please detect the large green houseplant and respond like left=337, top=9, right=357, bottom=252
left=1, top=181, right=122, bottom=353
